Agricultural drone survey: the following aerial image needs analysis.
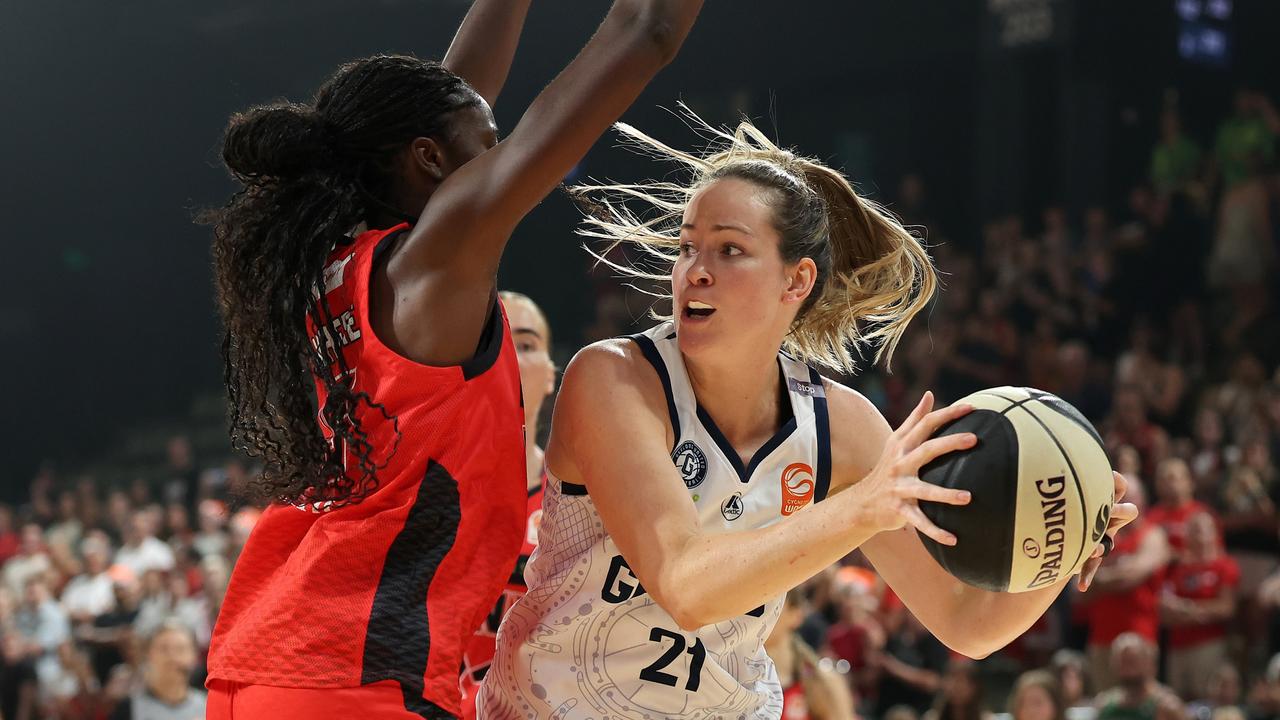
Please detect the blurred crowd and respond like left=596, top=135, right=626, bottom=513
left=4, top=88, right=1277, bottom=719
left=0, top=438, right=256, bottom=719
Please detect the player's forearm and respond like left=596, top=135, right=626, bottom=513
left=909, top=551, right=1072, bottom=659
left=654, top=491, right=877, bottom=631
left=442, top=0, right=533, bottom=108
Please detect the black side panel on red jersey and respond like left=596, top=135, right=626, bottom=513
left=361, top=460, right=460, bottom=719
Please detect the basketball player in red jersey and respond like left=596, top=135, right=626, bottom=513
left=459, top=291, right=556, bottom=718
left=201, top=1, right=703, bottom=717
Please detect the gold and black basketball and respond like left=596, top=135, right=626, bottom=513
left=919, top=387, right=1115, bottom=593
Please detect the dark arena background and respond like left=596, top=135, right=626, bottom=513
left=2, top=0, right=1279, bottom=717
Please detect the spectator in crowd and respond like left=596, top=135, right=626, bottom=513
left=1147, top=458, right=1213, bottom=552
left=14, top=577, right=72, bottom=705
left=161, top=436, right=201, bottom=517
left=190, top=501, right=228, bottom=561
left=1214, top=89, right=1278, bottom=190
left=870, top=610, right=949, bottom=718
left=1187, top=664, right=1243, bottom=720
left=1150, top=108, right=1203, bottom=197
left=113, top=513, right=173, bottom=579
left=1049, top=650, right=1093, bottom=720
left=76, top=571, right=142, bottom=686
left=4, top=524, right=52, bottom=598
left=1077, top=479, right=1171, bottom=691
left=923, top=661, right=992, bottom=720
left=60, top=533, right=116, bottom=626
left=1094, top=633, right=1175, bottom=720
left=1191, top=408, right=1230, bottom=500
left=1245, top=653, right=1280, bottom=720
left=1105, top=388, right=1170, bottom=482
left=0, top=506, right=21, bottom=566
left=1008, top=670, right=1066, bottom=720
left=826, top=570, right=886, bottom=706
left=109, top=619, right=205, bottom=720
left=765, top=588, right=857, bottom=720
left=1160, top=511, right=1239, bottom=699
left=42, top=641, right=100, bottom=719
left=45, top=490, right=83, bottom=557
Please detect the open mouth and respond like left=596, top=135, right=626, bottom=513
left=683, top=300, right=716, bottom=319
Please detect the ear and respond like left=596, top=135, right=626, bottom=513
left=408, top=137, right=446, bottom=181
left=783, top=257, right=819, bottom=306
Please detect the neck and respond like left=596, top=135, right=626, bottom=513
left=684, top=348, right=784, bottom=460
left=526, top=408, right=544, bottom=490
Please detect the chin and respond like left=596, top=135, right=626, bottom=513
left=675, top=321, right=719, bottom=357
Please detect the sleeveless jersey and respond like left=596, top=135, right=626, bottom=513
left=460, top=473, right=546, bottom=718
left=479, top=322, right=832, bottom=720
left=207, top=224, right=527, bottom=719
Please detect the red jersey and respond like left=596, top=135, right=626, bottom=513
left=781, top=682, right=810, bottom=720
left=459, top=474, right=544, bottom=718
left=1166, top=555, right=1239, bottom=648
left=1146, top=500, right=1212, bottom=552
left=1086, top=522, right=1165, bottom=646
left=207, top=224, right=526, bottom=718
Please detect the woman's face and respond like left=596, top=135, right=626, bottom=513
left=672, top=178, right=811, bottom=362
left=505, top=299, right=555, bottom=418
left=1015, top=685, right=1056, bottom=720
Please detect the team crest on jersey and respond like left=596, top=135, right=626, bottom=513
left=721, top=492, right=744, bottom=521
left=672, top=441, right=708, bottom=489
left=780, top=462, right=816, bottom=516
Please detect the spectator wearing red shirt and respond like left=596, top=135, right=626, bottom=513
left=1147, top=458, right=1213, bottom=552
left=1077, top=479, right=1172, bottom=691
left=1160, top=511, right=1239, bottom=700
left=0, top=506, right=20, bottom=566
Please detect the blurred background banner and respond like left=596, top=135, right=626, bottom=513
left=2, top=1, right=1279, bottom=718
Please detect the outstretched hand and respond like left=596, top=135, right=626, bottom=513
left=855, top=391, right=975, bottom=545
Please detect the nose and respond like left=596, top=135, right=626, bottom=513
left=686, top=258, right=713, bottom=287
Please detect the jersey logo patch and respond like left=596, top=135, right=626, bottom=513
left=721, top=492, right=744, bottom=521
left=780, top=462, right=816, bottom=516
left=672, top=441, right=708, bottom=489
left=787, top=377, right=825, bottom=398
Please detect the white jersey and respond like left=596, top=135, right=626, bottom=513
left=479, top=322, right=832, bottom=720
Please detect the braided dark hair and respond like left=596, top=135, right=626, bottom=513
left=203, top=54, right=479, bottom=507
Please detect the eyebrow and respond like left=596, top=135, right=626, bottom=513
left=512, top=328, right=544, bottom=340
left=680, top=222, right=755, bottom=236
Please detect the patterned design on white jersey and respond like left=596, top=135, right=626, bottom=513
left=479, top=322, right=831, bottom=720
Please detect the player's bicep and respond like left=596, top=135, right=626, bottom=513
left=551, top=344, right=700, bottom=604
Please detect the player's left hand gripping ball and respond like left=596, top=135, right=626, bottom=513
left=1076, top=471, right=1139, bottom=591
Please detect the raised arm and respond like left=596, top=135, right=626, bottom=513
left=389, top=0, right=702, bottom=365
left=548, top=343, right=973, bottom=631
left=442, top=0, right=533, bottom=108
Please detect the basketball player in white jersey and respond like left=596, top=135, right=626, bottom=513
left=478, top=117, right=1138, bottom=719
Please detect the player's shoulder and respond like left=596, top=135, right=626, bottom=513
left=816, top=375, right=890, bottom=435
left=560, top=337, right=667, bottom=400
left=815, top=375, right=892, bottom=489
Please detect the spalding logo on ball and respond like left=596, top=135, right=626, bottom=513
left=918, top=387, right=1115, bottom=593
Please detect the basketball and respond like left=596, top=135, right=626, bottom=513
left=918, top=387, right=1115, bottom=593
